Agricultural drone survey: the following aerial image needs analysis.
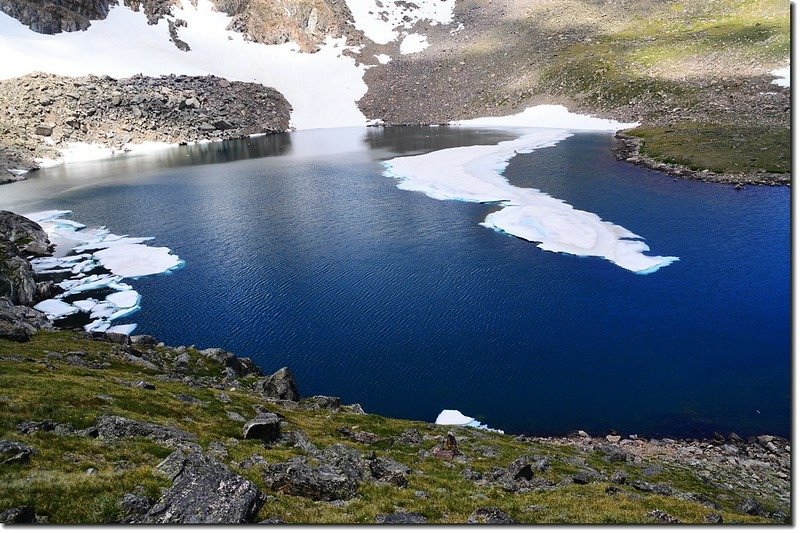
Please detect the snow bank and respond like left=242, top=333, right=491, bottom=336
left=771, top=65, right=790, bottom=87
left=23, top=210, right=184, bottom=334
left=0, top=0, right=368, bottom=129
left=384, top=108, right=677, bottom=274
left=435, top=409, right=502, bottom=433
left=452, top=104, right=638, bottom=131
left=345, top=0, right=455, bottom=44
left=400, top=33, right=430, bottom=55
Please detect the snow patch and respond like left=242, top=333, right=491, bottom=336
left=400, top=33, right=430, bottom=55
left=345, top=0, right=455, bottom=45
left=452, top=104, right=638, bottom=131
left=0, top=0, right=368, bottom=130
left=374, top=54, right=392, bottom=64
left=384, top=117, right=677, bottom=274
left=771, top=65, right=790, bottom=87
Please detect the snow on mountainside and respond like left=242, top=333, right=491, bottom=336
left=0, top=0, right=459, bottom=130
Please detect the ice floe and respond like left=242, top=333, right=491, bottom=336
left=33, top=299, right=80, bottom=320
left=94, top=244, right=184, bottom=278
left=23, top=210, right=184, bottom=334
left=384, top=112, right=678, bottom=274
left=435, top=409, right=503, bottom=433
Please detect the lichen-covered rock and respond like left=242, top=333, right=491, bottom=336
left=95, top=415, right=197, bottom=444
left=369, top=457, right=411, bottom=487
left=0, top=238, right=37, bottom=306
left=0, top=211, right=52, bottom=256
left=143, top=451, right=264, bottom=523
left=467, top=507, right=516, bottom=524
left=0, top=440, right=35, bottom=465
left=0, top=296, right=50, bottom=341
left=199, top=347, right=261, bottom=377
left=253, top=366, right=299, bottom=401
left=375, top=512, right=427, bottom=524
left=263, top=458, right=359, bottom=501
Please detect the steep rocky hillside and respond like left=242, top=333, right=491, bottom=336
left=0, top=73, right=290, bottom=183
left=0, top=0, right=357, bottom=52
left=358, top=0, right=790, bottom=183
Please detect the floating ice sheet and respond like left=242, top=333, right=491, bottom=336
left=383, top=127, right=678, bottom=274
left=94, top=244, right=184, bottom=278
left=33, top=299, right=79, bottom=319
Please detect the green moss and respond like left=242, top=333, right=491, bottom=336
left=626, top=123, right=790, bottom=173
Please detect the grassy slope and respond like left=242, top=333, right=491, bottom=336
left=0, top=332, right=779, bottom=524
left=536, top=0, right=790, bottom=176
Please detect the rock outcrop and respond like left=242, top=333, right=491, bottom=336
left=215, top=0, right=360, bottom=52
left=0, top=73, right=291, bottom=177
left=143, top=451, right=264, bottom=523
left=95, top=415, right=197, bottom=445
left=254, top=366, right=299, bottom=401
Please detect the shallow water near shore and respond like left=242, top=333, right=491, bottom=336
left=0, top=126, right=789, bottom=438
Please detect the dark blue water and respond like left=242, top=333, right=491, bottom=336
left=1, top=127, right=789, bottom=438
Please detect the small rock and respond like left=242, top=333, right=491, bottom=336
left=705, top=513, right=723, bottom=524
left=34, top=124, right=53, bottom=136
left=648, top=509, right=680, bottom=524
left=0, top=440, right=35, bottom=465
left=0, top=506, right=36, bottom=523
left=606, top=435, right=621, bottom=443
left=467, top=507, right=515, bottom=524
left=736, top=497, right=765, bottom=516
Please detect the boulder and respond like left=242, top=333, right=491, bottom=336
left=430, top=432, right=461, bottom=460
left=242, top=414, right=281, bottom=443
left=506, top=455, right=549, bottom=480
left=263, top=458, right=359, bottom=501
left=253, top=367, right=299, bottom=401
left=595, top=444, right=629, bottom=463
left=467, top=507, right=515, bottom=524
left=95, top=415, right=197, bottom=444
left=0, top=212, right=51, bottom=256
left=737, top=497, right=765, bottom=516
left=118, top=493, right=152, bottom=523
left=376, top=512, right=426, bottom=524
left=647, top=509, right=680, bottom=524
left=572, top=469, right=602, bottom=485
left=34, top=124, right=53, bottom=136
left=0, top=440, right=35, bottom=465
left=369, top=457, right=411, bottom=487
left=199, top=348, right=261, bottom=377
left=131, top=334, right=158, bottom=346
left=144, top=451, right=264, bottom=523
left=0, top=239, right=37, bottom=305
left=337, top=426, right=380, bottom=444
left=0, top=505, right=36, bottom=523
left=0, top=297, right=48, bottom=341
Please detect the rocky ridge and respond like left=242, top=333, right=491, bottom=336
left=0, top=72, right=291, bottom=182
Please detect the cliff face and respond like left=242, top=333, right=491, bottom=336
left=0, top=0, right=356, bottom=52
left=215, top=0, right=360, bottom=52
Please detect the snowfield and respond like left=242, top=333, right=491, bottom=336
left=0, top=0, right=368, bottom=130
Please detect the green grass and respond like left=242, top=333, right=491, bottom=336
left=625, top=123, right=790, bottom=173
left=0, top=332, right=783, bottom=524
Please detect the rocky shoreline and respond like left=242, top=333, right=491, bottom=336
left=0, top=72, right=291, bottom=183
left=0, top=210, right=791, bottom=524
left=613, top=133, right=790, bottom=187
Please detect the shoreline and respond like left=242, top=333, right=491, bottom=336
left=612, top=132, right=790, bottom=187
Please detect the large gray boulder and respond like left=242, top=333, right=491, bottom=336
left=0, top=239, right=37, bottom=306
left=242, top=414, right=281, bottom=443
left=253, top=367, right=299, bottom=401
left=262, top=458, right=359, bottom=501
left=144, top=451, right=264, bottom=524
left=199, top=347, right=262, bottom=377
left=0, top=211, right=51, bottom=257
left=95, top=416, right=197, bottom=445
left=0, top=296, right=50, bottom=341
